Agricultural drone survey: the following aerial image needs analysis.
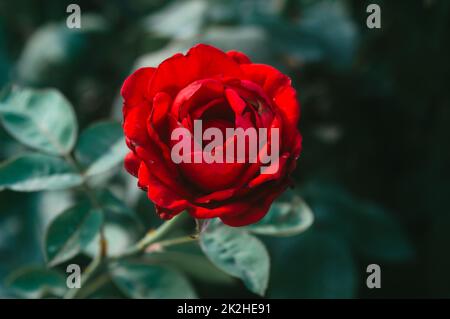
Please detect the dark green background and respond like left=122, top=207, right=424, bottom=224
left=1, top=0, right=449, bottom=298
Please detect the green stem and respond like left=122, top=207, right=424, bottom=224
left=112, top=213, right=187, bottom=260
left=64, top=154, right=101, bottom=207
left=62, top=153, right=108, bottom=299
left=75, top=273, right=111, bottom=299
left=151, top=235, right=198, bottom=250
left=63, top=252, right=103, bottom=299
left=64, top=154, right=107, bottom=256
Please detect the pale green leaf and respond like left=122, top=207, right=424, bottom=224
left=6, top=267, right=67, bottom=299
left=0, top=153, right=83, bottom=191
left=0, top=87, right=77, bottom=155
left=75, top=121, right=128, bottom=176
left=110, top=262, right=197, bottom=299
left=45, top=203, right=103, bottom=266
left=244, top=196, right=314, bottom=236
left=200, top=222, right=270, bottom=296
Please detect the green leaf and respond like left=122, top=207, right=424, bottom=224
left=84, top=222, right=136, bottom=258
left=0, top=87, right=77, bottom=155
left=75, top=121, right=128, bottom=176
left=0, top=153, right=83, bottom=191
left=0, top=191, right=45, bottom=296
left=16, top=16, right=109, bottom=87
left=45, top=202, right=103, bottom=266
left=200, top=26, right=271, bottom=63
left=244, top=196, right=314, bottom=237
left=6, top=266, right=67, bottom=299
left=143, top=250, right=236, bottom=286
left=268, top=229, right=357, bottom=298
left=96, top=189, right=135, bottom=216
left=96, top=189, right=144, bottom=232
left=200, top=222, right=270, bottom=296
left=110, top=262, right=197, bottom=299
left=261, top=1, right=358, bottom=69
left=142, top=0, right=208, bottom=40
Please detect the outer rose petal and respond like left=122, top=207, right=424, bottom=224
left=135, top=145, right=190, bottom=198
left=273, top=84, right=300, bottom=142
left=194, top=188, right=237, bottom=204
left=121, top=67, right=155, bottom=117
left=220, top=183, right=288, bottom=227
left=227, top=50, right=252, bottom=64
left=188, top=200, right=252, bottom=219
left=241, top=63, right=300, bottom=149
left=188, top=181, right=287, bottom=226
left=138, top=163, right=190, bottom=212
left=240, top=63, right=291, bottom=98
left=292, top=131, right=303, bottom=159
left=124, top=152, right=140, bottom=177
left=149, top=44, right=243, bottom=97
left=155, top=205, right=183, bottom=220
left=123, top=106, right=151, bottom=146
left=247, top=153, right=289, bottom=188
left=151, top=92, right=172, bottom=128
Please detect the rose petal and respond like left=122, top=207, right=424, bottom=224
left=138, top=163, right=190, bottom=211
left=149, top=44, right=243, bottom=98
left=155, top=205, right=184, bottom=220
left=225, top=88, right=246, bottom=116
left=124, top=152, right=140, bottom=177
left=273, top=84, right=301, bottom=148
left=220, top=183, right=287, bottom=226
left=121, top=67, right=155, bottom=117
left=172, top=79, right=224, bottom=119
left=151, top=92, right=172, bottom=127
left=241, top=63, right=300, bottom=149
left=194, top=188, right=237, bottom=204
left=227, top=50, right=252, bottom=64
left=123, top=106, right=151, bottom=146
left=189, top=200, right=251, bottom=219
left=135, top=145, right=191, bottom=198
left=179, top=152, right=247, bottom=192
left=247, top=153, right=289, bottom=188
left=241, top=63, right=290, bottom=97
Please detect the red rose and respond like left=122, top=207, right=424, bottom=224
left=122, top=44, right=302, bottom=226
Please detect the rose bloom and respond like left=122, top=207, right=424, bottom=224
left=122, top=44, right=302, bottom=226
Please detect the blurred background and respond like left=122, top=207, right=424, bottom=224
left=1, top=0, right=450, bottom=298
